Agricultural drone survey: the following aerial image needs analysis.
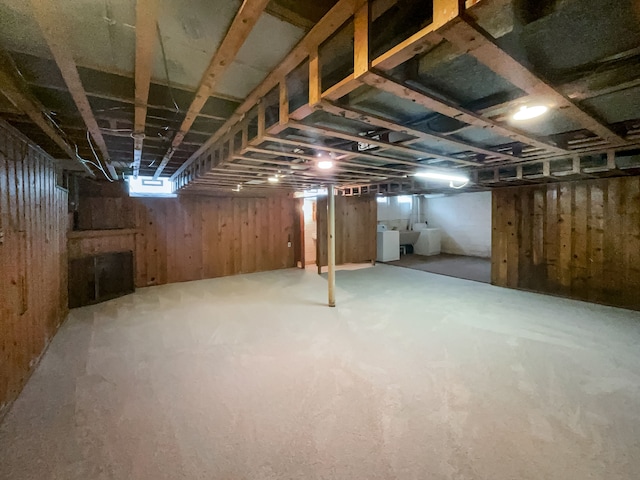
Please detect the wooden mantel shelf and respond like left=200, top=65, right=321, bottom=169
left=67, top=229, right=140, bottom=240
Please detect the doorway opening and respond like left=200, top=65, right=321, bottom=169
left=377, top=192, right=492, bottom=283
left=302, top=198, right=317, bottom=268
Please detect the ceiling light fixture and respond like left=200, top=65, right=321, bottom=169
left=318, top=160, right=333, bottom=170
left=512, top=105, right=549, bottom=121
left=268, top=176, right=279, bottom=183
left=415, top=171, right=470, bottom=189
left=414, top=171, right=469, bottom=183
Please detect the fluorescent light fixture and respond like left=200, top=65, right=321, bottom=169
left=513, top=105, right=549, bottom=121
left=317, top=160, right=333, bottom=170
left=414, top=171, right=469, bottom=183
left=127, top=176, right=176, bottom=197
left=294, top=188, right=328, bottom=198
left=268, top=176, right=279, bottom=183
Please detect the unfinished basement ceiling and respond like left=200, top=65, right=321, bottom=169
left=0, top=0, right=639, bottom=192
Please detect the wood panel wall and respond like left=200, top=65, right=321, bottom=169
left=492, top=177, right=640, bottom=310
left=72, top=179, right=303, bottom=287
left=316, top=194, right=377, bottom=267
left=134, top=196, right=301, bottom=286
left=68, top=229, right=137, bottom=260
left=0, top=121, right=68, bottom=418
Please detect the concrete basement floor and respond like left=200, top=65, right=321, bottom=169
left=1, top=265, right=640, bottom=479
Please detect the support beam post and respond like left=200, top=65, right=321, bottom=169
left=133, top=0, right=161, bottom=177
left=328, top=184, right=336, bottom=307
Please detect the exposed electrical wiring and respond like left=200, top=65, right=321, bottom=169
left=449, top=180, right=469, bottom=189
left=157, top=22, right=181, bottom=114
left=83, top=131, right=114, bottom=182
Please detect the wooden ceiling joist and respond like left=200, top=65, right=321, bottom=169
left=172, top=0, right=370, bottom=181
left=133, top=0, right=161, bottom=177
left=239, top=149, right=413, bottom=176
left=210, top=163, right=385, bottom=183
left=233, top=154, right=410, bottom=179
left=371, top=0, right=459, bottom=72
left=362, top=70, right=568, bottom=155
left=318, top=100, right=520, bottom=162
left=441, top=18, right=628, bottom=146
left=261, top=134, right=453, bottom=171
left=288, top=121, right=483, bottom=166
left=153, top=0, right=271, bottom=179
left=29, top=0, right=116, bottom=179
left=0, top=67, right=94, bottom=176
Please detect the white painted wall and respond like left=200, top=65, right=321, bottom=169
left=377, top=196, right=423, bottom=230
left=423, top=191, right=491, bottom=258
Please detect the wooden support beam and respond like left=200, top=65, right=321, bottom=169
left=133, top=0, right=161, bottom=177
left=321, top=74, right=360, bottom=101
left=262, top=134, right=454, bottom=172
left=278, top=80, right=289, bottom=129
left=172, top=0, right=369, bottom=181
left=327, top=185, right=336, bottom=307
left=441, top=18, right=627, bottom=146
left=29, top=0, right=115, bottom=178
left=233, top=153, right=407, bottom=179
left=26, top=79, right=229, bottom=122
left=0, top=66, right=94, bottom=176
left=309, top=48, right=322, bottom=107
left=363, top=70, right=568, bottom=154
left=371, top=0, right=459, bottom=71
left=257, top=100, right=266, bottom=138
left=242, top=148, right=412, bottom=176
left=315, top=1, right=371, bottom=103
left=353, top=2, right=370, bottom=78
left=319, top=100, right=520, bottom=162
left=154, top=0, right=271, bottom=178
left=221, top=160, right=384, bottom=182
left=289, top=121, right=483, bottom=166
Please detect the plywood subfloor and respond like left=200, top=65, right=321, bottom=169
left=1, top=265, right=640, bottom=479
left=386, top=252, right=492, bottom=283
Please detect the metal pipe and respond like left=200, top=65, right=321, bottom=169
left=328, top=184, right=336, bottom=307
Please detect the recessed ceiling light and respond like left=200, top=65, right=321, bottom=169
left=268, top=176, right=279, bottom=183
left=318, top=160, right=333, bottom=170
left=513, top=105, right=549, bottom=121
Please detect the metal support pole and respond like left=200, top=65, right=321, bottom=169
left=328, top=185, right=336, bottom=307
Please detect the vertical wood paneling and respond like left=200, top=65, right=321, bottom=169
left=557, top=183, right=573, bottom=294
left=317, top=195, right=377, bottom=267
left=0, top=122, right=68, bottom=418
left=492, top=177, right=640, bottom=311
left=572, top=182, right=588, bottom=298
left=586, top=182, right=604, bottom=303
left=131, top=195, right=298, bottom=287
left=67, top=230, right=137, bottom=259
left=626, top=177, right=640, bottom=295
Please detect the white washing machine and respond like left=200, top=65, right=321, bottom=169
left=376, top=225, right=400, bottom=262
left=413, top=228, right=442, bottom=256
